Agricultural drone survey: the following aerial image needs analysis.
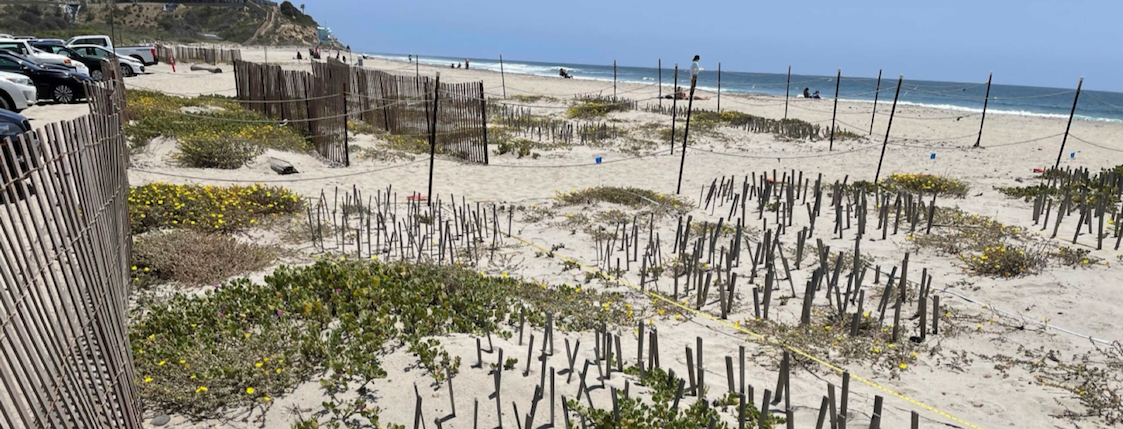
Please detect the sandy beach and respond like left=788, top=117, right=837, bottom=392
left=21, top=47, right=1123, bottom=429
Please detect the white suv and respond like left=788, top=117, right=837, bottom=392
left=69, top=45, right=145, bottom=76
left=0, top=38, right=89, bottom=77
left=0, top=71, right=36, bottom=112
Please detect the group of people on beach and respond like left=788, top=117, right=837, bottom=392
left=404, top=55, right=471, bottom=69
left=803, top=87, right=822, bottom=99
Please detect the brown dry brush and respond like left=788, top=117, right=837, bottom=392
left=132, top=230, right=278, bottom=288
left=981, top=343, right=1122, bottom=425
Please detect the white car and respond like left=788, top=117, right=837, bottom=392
left=69, top=45, right=145, bottom=77
left=0, top=71, right=37, bottom=112
left=0, top=38, right=89, bottom=77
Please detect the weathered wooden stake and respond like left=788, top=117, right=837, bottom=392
left=499, top=55, right=507, bottom=98
left=869, top=69, right=882, bottom=135
left=784, top=65, right=791, bottom=119
left=873, top=75, right=904, bottom=185
left=1054, top=77, right=1084, bottom=169
left=426, top=72, right=441, bottom=206
left=974, top=72, right=993, bottom=147
left=829, top=68, right=842, bottom=151
left=676, top=72, right=699, bottom=195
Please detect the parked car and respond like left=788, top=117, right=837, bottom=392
left=0, top=108, right=39, bottom=201
left=0, top=51, right=92, bottom=104
left=0, top=71, right=37, bottom=112
left=65, top=35, right=158, bottom=65
left=30, top=43, right=107, bottom=81
left=69, top=45, right=145, bottom=77
left=30, top=39, right=66, bottom=46
left=0, top=38, right=89, bottom=76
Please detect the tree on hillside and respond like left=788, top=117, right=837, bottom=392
left=301, top=4, right=305, bottom=13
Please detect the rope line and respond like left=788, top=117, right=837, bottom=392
left=1068, top=134, right=1123, bottom=152
left=131, top=160, right=425, bottom=183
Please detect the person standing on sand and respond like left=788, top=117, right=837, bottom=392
left=465, top=58, right=469, bottom=69
left=690, top=55, right=702, bottom=77
left=409, top=54, right=412, bottom=62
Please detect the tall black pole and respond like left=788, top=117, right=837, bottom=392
left=499, top=55, right=506, bottom=98
left=828, top=68, right=841, bottom=150
left=670, top=64, right=678, bottom=154
left=717, top=62, right=721, bottom=113
left=784, top=65, right=791, bottom=119
left=1054, top=77, right=1084, bottom=169
left=343, top=83, right=350, bottom=167
left=974, top=73, right=993, bottom=148
left=676, top=74, right=698, bottom=195
left=427, top=72, right=440, bottom=206
left=869, top=69, right=882, bottom=135
left=658, top=59, right=662, bottom=107
left=873, top=75, right=904, bottom=185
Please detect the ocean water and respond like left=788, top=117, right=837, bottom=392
left=371, top=53, right=1123, bottom=122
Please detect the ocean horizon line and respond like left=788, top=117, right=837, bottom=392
left=364, top=52, right=1123, bottom=123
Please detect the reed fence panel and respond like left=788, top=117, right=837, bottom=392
left=0, top=78, right=141, bottom=428
left=234, top=60, right=490, bottom=166
left=155, top=46, right=242, bottom=65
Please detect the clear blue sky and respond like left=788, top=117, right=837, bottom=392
left=300, top=0, right=1122, bottom=92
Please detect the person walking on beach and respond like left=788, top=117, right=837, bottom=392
left=409, top=54, right=412, bottom=62
left=464, top=58, right=470, bottom=69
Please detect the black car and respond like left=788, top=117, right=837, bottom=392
left=0, top=51, right=92, bottom=103
left=0, top=108, right=38, bottom=202
left=30, top=42, right=105, bottom=81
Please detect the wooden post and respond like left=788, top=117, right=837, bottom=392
left=974, top=73, right=993, bottom=147
left=613, top=60, right=618, bottom=101
left=427, top=73, right=440, bottom=206
left=343, top=83, right=350, bottom=167
left=717, top=62, right=722, bottom=112
left=671, top=64, right=679, bottom=154
left=829, top=68, right=841, bottom=151
left=109, top=1, right=117, bottom=56
left=480, top=82, right=490, bottom=164
left=1054, top=77, right=1084, bottom=169
left=499, top=55, right=507, bottom=98
left=676, top=73, right=698, bottom=195
left=784, top=65, right=791, bottom=119
left=873, top=75, right=904, bottom=185
left=869, top=69, right=882, bottom=135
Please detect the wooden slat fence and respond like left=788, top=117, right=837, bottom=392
left=0, top=77, right=141, bottom=428
left=233, top=60, right=350, bottom=165
left=155, top=45, right=243, bottom=65
left=234, top=59, right=489, bottom=166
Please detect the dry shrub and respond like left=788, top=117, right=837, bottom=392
left=907, top=208, right=1022, bottom=255
left=175, top=135, right=263, bottom=169
left=132, top=230, right=277, bottom=287
left=984, top=344, right=1122, bottom=425
left=742, top=309, right=922, bottom=377
left=885, top=173, right=970, bottom=198
left=565, top=95, right=632, bottom=119
left=555, top=186, right=691, bottom=215
left=1051, top=246, right=1102, bottom=268
left=959, top=244, right=1047, bottom=278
